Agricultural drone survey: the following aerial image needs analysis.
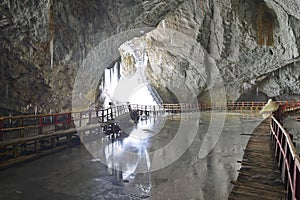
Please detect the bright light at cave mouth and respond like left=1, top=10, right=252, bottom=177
left=102, top=65, right=158, bottom=107
left=129, top=84, right=157, bottom=105
left=101, top=41, right=159, bottom=107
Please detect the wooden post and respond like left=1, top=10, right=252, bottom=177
left=111, top=107, right=114, bottom=120
left=101, top=110, right=104, bottom=123
left=13, top=144, right=18, bottom=157
left=51, top=137, right=56, bottom=147
left=67, top=134, right=71, bottom=146
left=294, top=164, right=300, bottom=199
left=20, top=117, right=24, bottom=138
left=274, top=123, right=280, bottom=160
left=38, top=116, right=43, bottom=135
left=278, top=130, right=284, bottom=168
left=34, top=140, right=38, bottom=152
left=67, top=113, right=71, bottom=129
left=78, top=112, right=82, bottom=127
left=286, top=151, right=294, bottom=199
left=282, top=140, right=288, bottom=185
left=54, top=115, right=58, bottom=131
left=96, top=110, right=99, bottom=118
left=0, top=118, right=3, bottom=141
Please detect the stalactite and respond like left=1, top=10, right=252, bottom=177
left=109, top=68, right=112, bottom=83
left=162, top=19, right=166, bottom=30
left=102, top=73, right=105, bottom=89
left=117, top=62, right=121, bottom=80
left=193, top=0, right=197, bottom=17
left=50, top=39, right=54, bottom=68
left=101, top=76, right=104, bottom=90
left=48, top=0, right=54, bottom=68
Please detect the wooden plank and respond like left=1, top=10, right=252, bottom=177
left=231, top=183, right=286, bottom=198
left=229, top=190, right=285, bottom=200
left=231, top=180, right=286, bottom=193
left=229, top=118, right=287, bottom=199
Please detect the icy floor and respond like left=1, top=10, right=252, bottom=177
left=0, top=111, right=264, bottom=200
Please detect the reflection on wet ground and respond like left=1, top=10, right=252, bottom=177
left=283, top=115, right=300, bottom=153
left=0, top=111, right=264, bottom=200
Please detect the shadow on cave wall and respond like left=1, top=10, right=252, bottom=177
left=236, top=89, right=269, bottom=102
left=237, top=89, right=300, bottom=102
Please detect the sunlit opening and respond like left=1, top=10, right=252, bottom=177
left=100, top=39, right=161, bottom=107
left=101, top=64, right=158, bottom=107
left=129, top=84, right=157, bottom=105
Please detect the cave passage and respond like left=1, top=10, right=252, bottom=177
left=99, top=42, right=161, bottom=108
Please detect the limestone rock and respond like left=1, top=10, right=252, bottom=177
left=1, top=0, right=300, bottom=114
left=0, top=0, right=184, bottom=114
left=132, top=0, right=300, bottom=103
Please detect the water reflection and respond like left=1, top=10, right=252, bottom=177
left=0, top=111, right=265, bottom=200
left=82, top=114, right=164, bottom=182
left=86, top=111, right=264, bottom=199
left=148, top=111, right=263, bottom=199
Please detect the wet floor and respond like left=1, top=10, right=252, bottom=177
left=282, top=115, right=300, bottom=153
left=0, top=111, right=264, bottom=200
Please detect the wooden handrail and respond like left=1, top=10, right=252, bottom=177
left=271, top=115, right=300, bottom=161
left=1, top=101, right=299, bottom=140
left=271, top=110, right=300, bottom=199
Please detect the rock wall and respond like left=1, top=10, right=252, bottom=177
left=135, top=0, right=300, bottom=103
left=0, top=0, right=299, bottom=114
left=0, top=0, right=185, bottom=114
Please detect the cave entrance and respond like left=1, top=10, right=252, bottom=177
left=98, top=40, right=161, bottom=108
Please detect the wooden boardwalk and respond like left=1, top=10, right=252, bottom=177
left=229, top=118, right=287, bottom=200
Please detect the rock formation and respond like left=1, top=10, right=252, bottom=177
left=124, top=0, right=300, bottom=103
left=0, top=0, right=185, bottom=114
left=0, top=0, right=299, bottom=115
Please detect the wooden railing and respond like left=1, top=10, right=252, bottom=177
left=0, top=112, right=73, bottom=141
left=162, top=101, right=292, bottom=112
left=0, top=104, right=165, bottom=142
left=281, top=101, right=300, bottom=116
left=0, top=105, right=130, bottom=142
left=129, top=104, right=164, bottom=115
left=1, top=101, right=299, bottom=142
left=271, top=116, right=300, bottom=200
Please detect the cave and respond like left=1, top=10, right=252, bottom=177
left=0, top=0, right=299, bottom=115
left=0, top=0, right=300, bottom=199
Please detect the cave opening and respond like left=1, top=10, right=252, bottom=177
left=98, top=40, right=161, bottom=108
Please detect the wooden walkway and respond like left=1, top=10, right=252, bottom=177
left=229, top=118, right=287, bottom=200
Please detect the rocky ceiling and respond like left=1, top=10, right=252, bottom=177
left=0, top=0, right=299, bottom=115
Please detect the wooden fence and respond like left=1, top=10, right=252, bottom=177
left=1, top=101, right=299, bottom=142
left=271, top=105, right=300, bottom=199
